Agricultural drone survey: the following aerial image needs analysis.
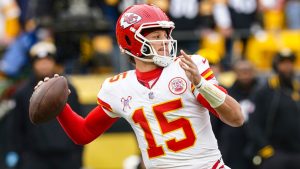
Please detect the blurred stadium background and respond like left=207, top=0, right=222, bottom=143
left=1, top=0, right=300, bottom=168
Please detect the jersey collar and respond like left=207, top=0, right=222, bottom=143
left=136, top=67, right=163, bottom=82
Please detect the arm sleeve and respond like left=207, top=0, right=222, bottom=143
left=195, top=85, right=227, bottom=118
left=57, top=104, right=119, bottom=145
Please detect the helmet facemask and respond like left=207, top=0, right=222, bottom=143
left=134, top=21, right=177, bottom=67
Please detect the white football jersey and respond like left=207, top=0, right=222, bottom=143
left=97, top=55, right=223, bottom=169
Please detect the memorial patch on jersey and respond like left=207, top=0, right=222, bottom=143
left=121, top=96, right=132, bottom=111
left=120, top=13, right=142, bottom=29
left=168, top=77, right=187, bottom=95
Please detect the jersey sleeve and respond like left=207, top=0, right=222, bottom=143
left=97, top=78, right=121, bottom=118
left=191, top=55, right=227, bottom=117
left=191, top=54, right=218, bottom=84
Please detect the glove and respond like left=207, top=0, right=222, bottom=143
left=5, top=151, right=19, bottom=168
left=252, top=145, right=274, bottom=166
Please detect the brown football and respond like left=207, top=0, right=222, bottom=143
left=29, top=76, right=69, bottom=124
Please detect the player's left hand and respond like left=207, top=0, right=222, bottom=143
left=179, top=50, right=201, bottom=86
left=34, top=74, right=71, bottom=94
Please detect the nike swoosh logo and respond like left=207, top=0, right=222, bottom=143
left=202, top=58, right=207, bottom=64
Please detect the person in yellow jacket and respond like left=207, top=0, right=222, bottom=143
left=0, top=0, right=20, bottom=47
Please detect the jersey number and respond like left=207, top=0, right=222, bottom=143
left=109, top=72, right=127, bottom=83
left=132, top=98, right=196, bottom=158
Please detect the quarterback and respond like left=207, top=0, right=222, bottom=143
left=48, top=4, right=243, bottom=169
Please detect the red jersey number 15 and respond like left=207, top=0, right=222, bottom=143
left=132, top=98, right=196, bottom=158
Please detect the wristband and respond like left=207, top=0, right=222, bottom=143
left=196, top=77, right=226, bottom=108
left=195, top=78, right=204, bottom=89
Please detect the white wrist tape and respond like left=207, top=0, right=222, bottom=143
left=196, top=77, right=226, bottom=108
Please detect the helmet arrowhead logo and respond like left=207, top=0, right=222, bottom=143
left=120, top=13, right=142, bottom=29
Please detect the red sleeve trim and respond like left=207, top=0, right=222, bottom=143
left=57, top=104, right=118, bottom=145
left=97, top=98, right=113, bottom=112
left=201, top=68, right=215, bottom=80
left=205, top=73, right=215, bottom=81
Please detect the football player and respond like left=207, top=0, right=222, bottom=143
left=40, top=4, right=243, bottom=169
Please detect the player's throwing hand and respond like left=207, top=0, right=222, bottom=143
left=179, top=49, right=201, bottom=86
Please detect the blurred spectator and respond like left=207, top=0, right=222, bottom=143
left=0, top=17, right=53, bottom=78
left=52, top=0, right=113, bottom=74
left=247, top=49, right=300, bottom=169
left=168, top=0, right=215, bottom=54
left=213, top=0, right=261, bottom=69
left=16, top=0, right=54, bottom=29
left=284, top=0, right=300, bottom=29
left=0, top=0, right=58, bottom=77
left=0, top=0, right=21, bottom=48
left=197, top=48, right=223, bottom=77
left=0, top=4, right=52, bottom=167
left=95, top=0, right=148, bottom=73
left=258, top=0, right=285, bottom=30
left=12, top=0, right=114, bottom=74
left=118, top=0, right=147, bottom=11
left=212, top=59, right=260, bottom=169
left=0, top=73, right=21, bottom=169
left=0, top=1, right=21, bottom=167
left=5, top=41, right=83, bottom=169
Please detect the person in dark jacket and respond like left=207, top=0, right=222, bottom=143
left=248, top=49, right=300, bottom=169
left=211, top=59, right=259, bottom=169
left=5, top=41, right=83, bottom=169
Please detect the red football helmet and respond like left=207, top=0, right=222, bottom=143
left=116, top=4, right=177, bottom=67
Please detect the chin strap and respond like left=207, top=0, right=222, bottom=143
left=125, top=50, right=174, bottom=67
left=152, top=55, right=174, bottom=67
left=124, top=50, right=153, bottom=63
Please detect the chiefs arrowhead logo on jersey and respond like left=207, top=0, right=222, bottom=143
left=120, top=13, right=142, bottom=29
left=168, top=77, right=187, bottom=95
